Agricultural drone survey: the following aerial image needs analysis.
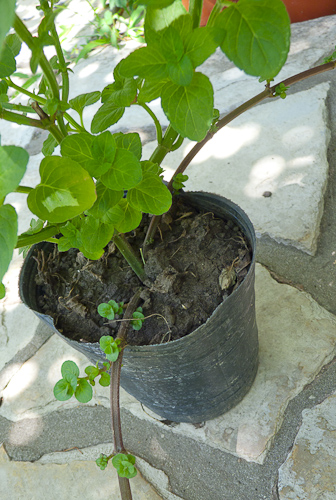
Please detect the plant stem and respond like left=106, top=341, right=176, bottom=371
left=136, top=102, right=162, bottom=143
left=149, top=124, right=179, bottom=165
left=6, top=78, right=85, bottom=133
left=13, top=15, right=60, bottom=101
left=110, top=290, right=141, bottom=500
left=15, top=226, right=60, bottom=249
left=113, top=234, right=146, bottom=283
left=0, top=107, right=63, bottom=143
left=189, top=0, right=203, bottom=28
left=14, top=186, right=33, bottom=194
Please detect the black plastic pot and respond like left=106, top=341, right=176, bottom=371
left=19, top=191, right=258, bottom=423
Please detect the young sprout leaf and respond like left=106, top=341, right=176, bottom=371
left=98, top=302, right=115, bottom=320
left=99, top=335, right=121, bottom=362
left=99, top=371, right=111, bottom=387
left=53, top=378, right=75, bottom=401
left=96, top=453, right=110, bottom=470
left=85, top=365, right=100, bottom=380
left=75, top=378, right=93, bottom=403
left=112, top=453, right=137, bottom=479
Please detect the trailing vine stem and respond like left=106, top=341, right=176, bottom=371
left=143, top=59, right=336, bottom=247
left=110, top=289, right=141, bottom=500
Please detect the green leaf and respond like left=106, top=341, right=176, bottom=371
left=5, top=33, right=21, bottom=57
left=75, top=378, right=93, bottom=403
left=80, top=216, right=114, bottom=260
left=91, top=131, right=116, bottom=162
left=112, top=453, right=137, bottom=479
left=0, top=204, right=17, bottom=299
left=185, top=27, right=222, bottom=68
left=42, top=133, right=58, bottom=156
left=145, top=1, right=187, bottom=33
left=105, top=198, right=142, bottom=233
left=0, top=145, right=29, bottom=199
left=69, top=91, right=101, bottom=115
left=61, top=133, right=94, bottom=169
left=160, top=26, right=184, bottom=62
left=91, top=101, right=125, bottom=134
left=100, top=148, right=142, bottom=191
left=0, top=0, right=15, bottom=55
left=141, top=160, right=162, bottom=176
left=99, top=335, right=120, bottom=362
left=137, top=79, right=168, bottom=103
left=167, top=54, right=194, bottom=86
left=99, top=371, right=111, bottom=387
left=0, top=43, right=16, bottom=78
left=58, top=218, right=82, bottom=252
left=86, top=182, right=123, bottom=221
left=101, top=78, right=137, bottom=107
left=216, top=0, right=290, bottom=80
left=161, top=72, right=213, bottom=141
left=127, top=174, right=172, bottom=215
left=98, top=302, right=115, bottom=320
left=61, top=360, right=80, bottom=379
left=114, top=132, right=142, bottom=160
left=27, top=156, right=97, bottom=223
left=85, top=365, right=100, bottom=380
left=119, top=46, right=167, bottom=81
left=53, top=378, right=74, bottom=401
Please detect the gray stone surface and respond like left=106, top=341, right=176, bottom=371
left=0, top=444, right=163, bottom=500
left=1, top=8, right=336, bottom=500
left=278, top=393, right=336, bottom=500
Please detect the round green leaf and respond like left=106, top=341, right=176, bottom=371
left=27, top=156, right=97, bottom=223
left=100, top=148, right=142, bottom=191
left=216, top=0, right=290, bottom=80
left=53, top=379, right=74, bottom=401
left=112, top=453, right=137, bottom=479
left=75, top=378, right=93, bottom=403
left=98, top=303, right=115, bottom=320
left=61, top=360, right=80, bottom=379
left=127, top=173, right=172, bottom=215
left=99, top=372, right=111, bottom=387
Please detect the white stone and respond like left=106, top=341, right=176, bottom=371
left=2, top=265, right=336, bottom=466
left=143, top=83, right=330, bottom=255
left=0, top=444, right=163, bottom=500
left=278, top=393, right=336, bottom=500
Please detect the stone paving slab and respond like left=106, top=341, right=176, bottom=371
left=2, top=264, right=336, bottom=467
left=0, top=443, right=164, bottom=500
left=278, top=393, right=336, bottom=500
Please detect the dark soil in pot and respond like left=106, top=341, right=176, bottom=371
left=34, top=196, right=252, bottom=347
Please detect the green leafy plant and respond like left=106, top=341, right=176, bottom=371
left=74, top=0, right=145, bottom=62
left=1, top=1, right=336, bottom=498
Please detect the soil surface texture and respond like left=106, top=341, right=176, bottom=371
left=35, top=199, right=252, bottom=346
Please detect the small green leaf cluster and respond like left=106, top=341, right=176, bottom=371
left=274, top=82, right=289, bottom=99
left=323, top=45, right=336, bottom=63
left=95, top=452, right=137, bottom=479
left=53, top=360, right=110, bottom=403
left=112, top=453, right=137, bottom=479
left=132, top=307, right=145, bottom=331
left=98, top=300, right=124, bottom=320
left=100, top=335, right=122, bottom=362
left=172, top=173, right=188, bottom=193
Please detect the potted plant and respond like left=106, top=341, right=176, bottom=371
left=1, top=0, right=336, bottom=498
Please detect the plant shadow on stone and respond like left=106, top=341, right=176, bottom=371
left=1, top=0, right=336, bottom=499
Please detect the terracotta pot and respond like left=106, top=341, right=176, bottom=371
left=282, top=0, right=336, bottom=22
left=182, top=0, right=336, bottom=25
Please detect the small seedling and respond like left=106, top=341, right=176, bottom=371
left=172, top=173, right=189, bottom=194
left=131, top=306, right=145, bottom=330
left=98, top=300, right=124, bottom=320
